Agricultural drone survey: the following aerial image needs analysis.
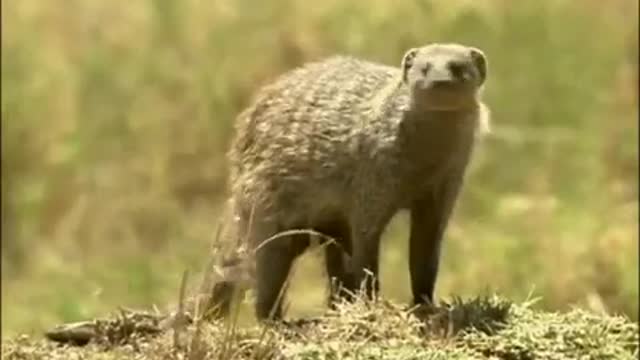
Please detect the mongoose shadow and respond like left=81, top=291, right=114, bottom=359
left=209, top=42, right=492, bottom=322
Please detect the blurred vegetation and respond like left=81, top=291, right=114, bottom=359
left=1, top=0, right=638, bottom=336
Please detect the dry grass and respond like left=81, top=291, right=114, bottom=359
left=2, top=294, right=637, bottom=360
left=2, top=0, right=638, bottom=337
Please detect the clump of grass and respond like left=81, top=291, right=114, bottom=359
left=413, top=295, right=513, bottom=337
left=460, top=302, right=640, bottom=359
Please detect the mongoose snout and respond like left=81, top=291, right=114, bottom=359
left=406, top=44, right=486, bottom=111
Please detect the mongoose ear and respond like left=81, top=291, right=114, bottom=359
left=401, top=48, right=419, bottom=83
left=469, top=47, right=488, bottom=85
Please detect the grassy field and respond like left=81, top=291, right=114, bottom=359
left=2, top=0, right=638, bottom=342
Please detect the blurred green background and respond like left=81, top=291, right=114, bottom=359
left=2, top=0, right=638, bottom=336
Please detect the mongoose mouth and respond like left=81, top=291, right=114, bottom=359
left=419, top=87, right=478, bottom=111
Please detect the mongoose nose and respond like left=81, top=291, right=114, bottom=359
left=430, top=79, right=458, bottom=89
left=431, top=79, right=454, bottom=87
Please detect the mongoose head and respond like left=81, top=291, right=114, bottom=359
left=401, top=43, right=487, bottom=111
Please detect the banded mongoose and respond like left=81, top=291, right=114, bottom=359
left=215, top=43, right=491, bottom=321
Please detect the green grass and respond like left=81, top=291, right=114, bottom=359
left=1, top=0, right=638, bottom=337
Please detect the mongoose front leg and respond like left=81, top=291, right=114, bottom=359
left=409, top=174, right=463, bottom=306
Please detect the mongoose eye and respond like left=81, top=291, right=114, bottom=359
left=447, top=61, right=468, bottom=81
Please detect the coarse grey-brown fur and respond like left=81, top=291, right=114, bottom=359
left=212, top=43, right=491, bottom=321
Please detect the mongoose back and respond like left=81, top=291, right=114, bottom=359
left=215, top=43, right=490, bottom=321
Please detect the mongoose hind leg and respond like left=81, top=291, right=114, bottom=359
left=207, top=279, right=236, bottom=319
left=206, top=252, right=244, bottom=320
left=254, top=221, right=310, bottom=321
